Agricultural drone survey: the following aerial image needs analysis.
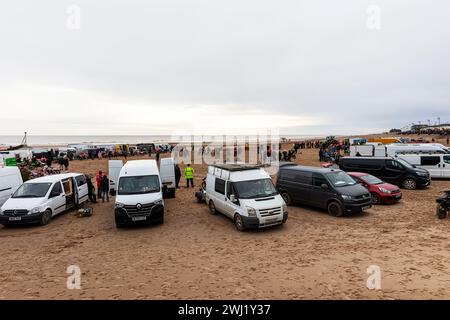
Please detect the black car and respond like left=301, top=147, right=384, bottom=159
left=339, top=157, right=431, bottom=190
left=276, top=164, right=372, bottom=217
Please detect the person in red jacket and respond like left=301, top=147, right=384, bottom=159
left=96, top=170, right=103, bottom=199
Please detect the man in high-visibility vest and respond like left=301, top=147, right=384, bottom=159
left=184, top=163, right=194, bottom=188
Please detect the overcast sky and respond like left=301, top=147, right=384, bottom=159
left=1, top=0, right=450, bottom=136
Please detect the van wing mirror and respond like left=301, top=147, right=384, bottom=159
left=321, top=184, right=329, bottom=190
left=230, top=194, right=236, bottom=202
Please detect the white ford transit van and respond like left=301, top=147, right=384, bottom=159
left=114, top=160, right=164, bottom=227
left=0, top=173, right=88, bottom=226
left=394, top=154, right=450, bottom=178
left=0, top=167, right=23, bottom=207
left=205, top=164, right=288, bottom=231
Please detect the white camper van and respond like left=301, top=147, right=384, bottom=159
left=114, top=160, right=164, bottom=227
left=0, top=167, right=23, bottom=207
left=394, top=154, right=450, bottom=178
left=160, top=158, right=176, bottom=198
left=0, top=173, right=88, bottom=226
left=205, top=164, right=288, bottom=231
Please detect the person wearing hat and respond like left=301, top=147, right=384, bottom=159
left=96, top=170, right=103, bottom=199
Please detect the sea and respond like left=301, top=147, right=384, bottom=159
left=0, top=135, right=325, bottom=147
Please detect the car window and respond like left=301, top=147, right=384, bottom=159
left=294, top=171, right=312, bottom=185
left=215, top=178, right=226, bottom=195
left=75, top=175, right=87, bottom=186
left=51, top=182, right=63, bottom=196
left=444, top=156, right=450, bottom=164
left=312, top=173, right=328, bottom=187
left=386, top=160, right=405, bottom=170
left=420, top=156, right=441, bottom=166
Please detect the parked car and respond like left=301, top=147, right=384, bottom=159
left=114, top=160, right=164, bottom=227
left=347, top=172, right=402, bottom=204
left=0, top=173, right=89, bottom=226
left=205, top=164, right=288, bottom=231
left=276, top=164, right=372, bottom=217
left=339, top=157, right=431, bottom=190
left=0, top=167, right=23, bottom=207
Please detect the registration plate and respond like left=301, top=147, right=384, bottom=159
left=9, top=217, right=21, bottom=221
left=132, top=216, right=146, bottom=222
left=266, top=218, right=278, bottom=224
left=395, top=195, right=401, bottom=198
left=362, top=206, right=371, bottom=211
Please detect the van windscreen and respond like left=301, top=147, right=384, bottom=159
left=118, top=175, right=160, bottom=195
left=325, top=172, right=356, bottom=187
left=12, top=183, right=52, bottom=198
left=234, top=178, right=278, bottom=199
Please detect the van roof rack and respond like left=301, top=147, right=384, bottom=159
left=211, top=164, right=266, bottom=171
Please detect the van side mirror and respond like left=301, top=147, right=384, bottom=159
left=230, top=194, right=236, bottom=203
left=321, top=184, right=329, bottom=190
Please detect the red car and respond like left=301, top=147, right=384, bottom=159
left=347, top=172, right=402, bottom=204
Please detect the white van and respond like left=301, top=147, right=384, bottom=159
left=205, top=164, right=288, bottom=231
left=0, top=167, right=23, bottom=207
left=350, top=143, right=386, bottom=157
left=394, top=154, right=450, bottom=178
left=386, top=144, right=449, bottom=157
left=108, top=160, right=124, bottom=195
left=114, top=160, right=164, bottom=227
left=0, top=173, right=89, bottom=226
left=160, top=158, right=176, bottom=198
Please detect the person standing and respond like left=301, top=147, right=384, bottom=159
left=174, top=164, right=181, bottom=189
left=100, top=174, right=110, bottom=203
left=96, top=170, right=103, bottom=199
left=156, top=150, right=160, bottom=163
left=184, top=164, right=194, bottom=188
left=85, top=174, right=97, bottom=203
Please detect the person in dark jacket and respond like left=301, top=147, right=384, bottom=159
left=85, top=174, right=97, bottom=203
left=100, top=174, right=110, bottom=203
left=174, top=164, right=181, bottom=189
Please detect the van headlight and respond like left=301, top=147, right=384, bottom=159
left=115, top=202, right=125, bottom=209
left=246, top=206, right=257, bottom=217
left=30, top=207, right=42, bottom=214
left=416, top=171, right=428, bottom=177
left=341, top=195, right=353, bottom=201
left=154, top=199, right=163, bottom=206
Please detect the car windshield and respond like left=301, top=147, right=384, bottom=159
left=326, top=171, right=356, bottom=187
left=361, top=174, right=383, bottom=185
left=397, top=158, right=415, bottom=168
left=233, top=178, right=278, bottom=199
left=118, top=175, right=160, bottom=195
left=12, top=183, right=52, bottom=198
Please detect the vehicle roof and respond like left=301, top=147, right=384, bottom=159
left=210, top=164, right=266, bottom=172
left=24, top=173, right=83, bottom=184
left=0, top=166, right=21, bottom=175
left=347, top=172, right=371, bottom=177
left=279, top=164, right=342, bottom=174
left=341, top=156, right=392, bottom=160
left=120, top=160, right=159, bottom=176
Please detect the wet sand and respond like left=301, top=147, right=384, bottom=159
left=1, top=141, right=450, bottom=299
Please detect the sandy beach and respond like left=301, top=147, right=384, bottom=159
left=0, top=135, right=449, bottom=300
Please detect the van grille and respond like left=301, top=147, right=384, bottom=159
left=3, top=209, right=29, bottom=216
left=124, top=203, right=155, bottom=215
left=259, top=207, right=282, bottom=217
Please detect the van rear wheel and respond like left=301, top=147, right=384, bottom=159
left=40, top=209, right=52, bottom=226
left=209, top=200, right=217, bottom=215
left=327, top=202, right=343, bottom=217
left=402, top=178, right=417, bottom=190
left=281, top=192, right=292, bottom=205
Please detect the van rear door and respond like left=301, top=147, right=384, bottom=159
left=74, top=175, right=89, bottom=204
left=109, top=160, right=124, bottom=193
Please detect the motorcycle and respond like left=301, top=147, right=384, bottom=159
left=195, top=177, right=207, bottom=203
left=436, top=190, right=450, bottom=219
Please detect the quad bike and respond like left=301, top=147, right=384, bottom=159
left=195, top=177, right=207, bottom=203
left=436, top=190, right=450, bottom=219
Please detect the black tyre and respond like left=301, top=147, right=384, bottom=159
left=327, top=201, right=343, bottom=217
left=437, top=204, right=448, bottom=219
left=371, top=193, right=381, bottom=205
left=234, top=214, right=245, bottom=232
left=402, top=178, right=417, bottom=190
left=281, top=192, right=292, bottom=205
left=40, top=209, right=52, bottom=226
left=209, top=200, right=217, bottom=215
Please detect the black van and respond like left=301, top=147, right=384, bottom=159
left=276, top=165, right=372, bottom=217
left=339, top=157, right=431, bottom=190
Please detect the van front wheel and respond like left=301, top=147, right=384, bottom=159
left=281, top=192, right=292, bottom=205
left=209, top=201, right=217, bottom=215
left=40, top=209, right=52, bottom=226
left=234, top=214, right=245, bottom=232
left=402, top=178, right=417, bottom=190
left=328, top=202, right=343, bottom=217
